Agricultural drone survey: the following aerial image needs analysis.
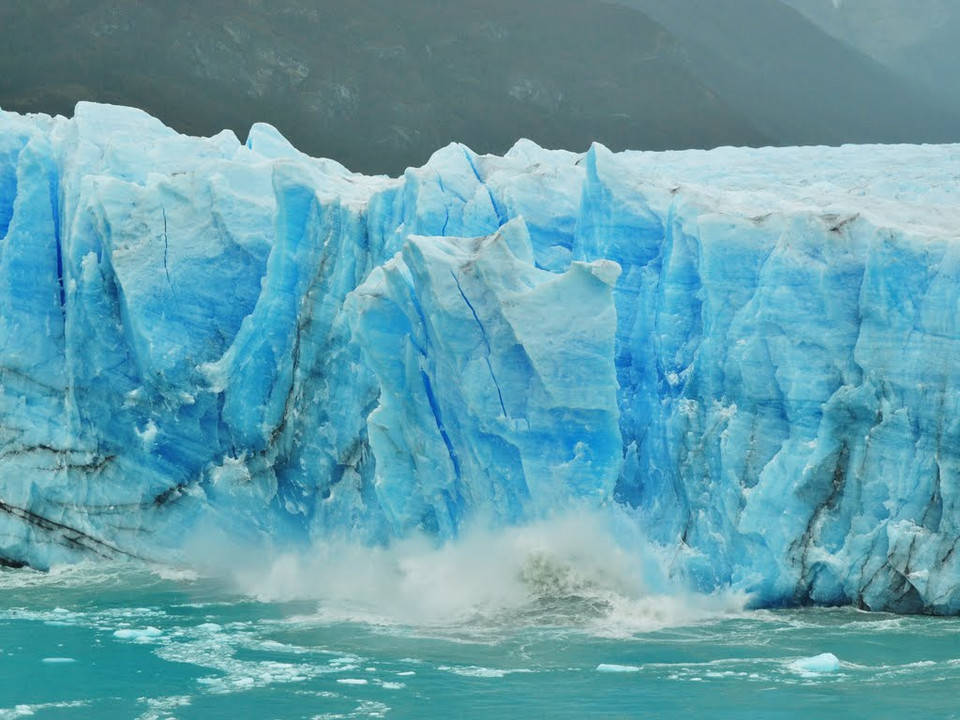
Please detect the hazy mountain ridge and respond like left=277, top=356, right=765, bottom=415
left=0, top=0, right=958, bottom=173
left=616, top=0, right=960, bottom=146
left=782, top=0, right=960, bottom=110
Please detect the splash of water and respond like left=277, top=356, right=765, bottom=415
left=205, top=507, right=746, bottom=635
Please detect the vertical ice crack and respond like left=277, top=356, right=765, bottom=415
left=450, top=269, right=507, bottom=417
left=461, top=145, right=506, bottom=226
left=46, top=164, right=67, bottom=314
left=440, top=206, right=450, bottom=237
left=53, top=217, right=66, bottom=311
left=435, top=170, right=451, bottom=236
left=421, top=370, right=462, bottom=482
left=160, top=205, right=172, bottom=289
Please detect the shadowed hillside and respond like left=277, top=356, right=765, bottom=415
left=0, top=0, right=766, bottom=174
left=1, top=0, right=958, bottom=175
left=617, top=0, right=960, bottom=146
left=782, top=0, right=960, bottom=112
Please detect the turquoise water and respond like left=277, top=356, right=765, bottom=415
left=1, top=564, right=959, bottom=720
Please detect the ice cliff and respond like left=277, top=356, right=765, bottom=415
left=1, top=103, right=959, bottom=613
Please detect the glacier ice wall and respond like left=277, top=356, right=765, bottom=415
left=1, top=103, right=960, bottom=613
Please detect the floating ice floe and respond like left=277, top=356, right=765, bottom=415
left=596, top=664, right=641, bottom=673
left=788, top=653, right=841, bottom=675
left=113, top=627, right=163, bottom=641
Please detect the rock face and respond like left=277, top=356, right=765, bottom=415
left=2, top=103, right=960, bottom=613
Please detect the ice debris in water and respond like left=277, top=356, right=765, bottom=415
left=788, top=653, right=841, bottom=674
left=596, top=664, right=641, bottom=673
left=113, top=627, right=163, bottom=641
left=2, top=102, right=960, bottom=614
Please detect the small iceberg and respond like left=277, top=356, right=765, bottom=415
left=113, top=626, right=163, bottom=641
left=596, top=664, right=641, bottom=673
left=788, top=653, right=840, bottom=674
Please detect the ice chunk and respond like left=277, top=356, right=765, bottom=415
left=596, top=664, right=641, bottom=673
left=113, top=627, right=163, bottom=641
left=788, top=653, right=841, bottom=674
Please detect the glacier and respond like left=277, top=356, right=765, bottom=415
left=1, top=102, right=960, bottom=614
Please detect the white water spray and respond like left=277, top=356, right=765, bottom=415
left=213, top=507, right=746, bottom=634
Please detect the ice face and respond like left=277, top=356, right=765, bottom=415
left=1, top=102, right=959, bottom=614
left=349, top=219, right=621, bottom=536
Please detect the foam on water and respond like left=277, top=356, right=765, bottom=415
left=2, top=561, right=960, bottom=718
left=2, top=546, right=959, bottom=718
left=0, top=562, right=135, bottom=590
left=0, top=702, right=89, bottom=719
left=135, top=696, right=191, bottom=720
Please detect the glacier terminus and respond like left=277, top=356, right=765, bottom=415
left=1, top=102, right=959, bottom=614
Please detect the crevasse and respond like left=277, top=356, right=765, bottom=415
left=1, top=102, right=959, bottom=613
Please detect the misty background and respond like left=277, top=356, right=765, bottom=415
left=1, top=0, right=958, bottom=175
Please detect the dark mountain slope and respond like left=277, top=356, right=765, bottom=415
left=4, top=1, right=957, bottom=175
left=0, top=0, right=767, bottom=174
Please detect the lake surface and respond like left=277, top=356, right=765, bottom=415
left=1, top=563, right=959, bottom=719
